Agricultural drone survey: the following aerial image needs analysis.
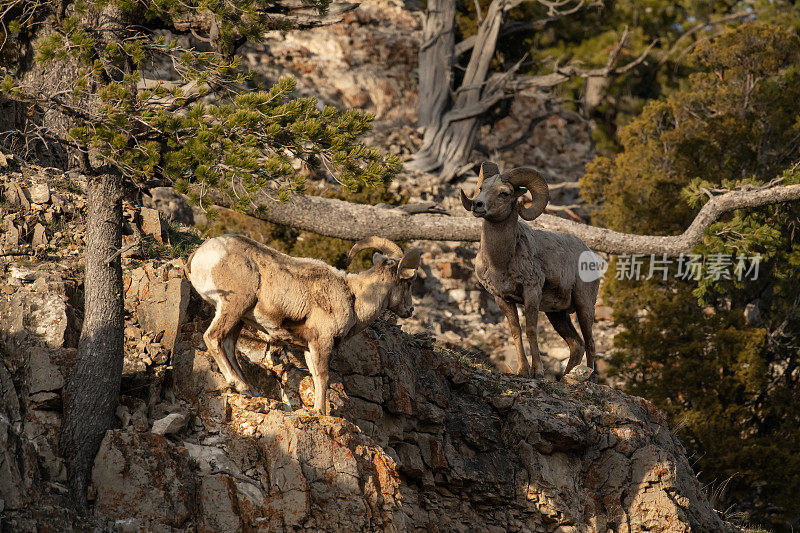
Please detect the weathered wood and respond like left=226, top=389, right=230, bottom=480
left=192, top=183, right=800, bottom=256
left=416, top=0, right=455, bottom=130
left=412, top=2, right=656, bottom=181
left=410, top=0, right=511, bottom=179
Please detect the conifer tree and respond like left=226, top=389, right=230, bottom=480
left=0, top=0, right=399, bottom=510
left=583, top=24, right=800, bottom=528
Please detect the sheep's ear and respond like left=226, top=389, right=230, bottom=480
left=514, top=186, right=527, bottom=197
left=398, top=248, right=422, bottom=279
left=372, top=252, right=385, bottom=265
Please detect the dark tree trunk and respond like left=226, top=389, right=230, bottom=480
left=60, top=172, right=124, bottom=511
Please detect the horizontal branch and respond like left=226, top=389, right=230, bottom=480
left=190, top=183, right=800, bottom=256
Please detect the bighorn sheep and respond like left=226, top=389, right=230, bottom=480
left=186, top=234, right=422, bottom=414
left=460, top=162, right=600, bottom=379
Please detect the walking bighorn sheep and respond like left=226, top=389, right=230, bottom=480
left=460, top=162, right=600, bottom=379
left=186, top=234, right=422, bottom=414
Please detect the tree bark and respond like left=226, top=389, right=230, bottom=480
left=416, top=0, right=455, bottom=131
left=411, top=0, right=513, bottom=179
left=60, top=173, right=124, bottom=511
left=410, top=4, right=656, bottom=182
left=192, top=183, right=800, bottom=256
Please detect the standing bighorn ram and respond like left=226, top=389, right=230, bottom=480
left=186, top=234, right=422, bottom=414
left=460, top=162, right=600, bottom=379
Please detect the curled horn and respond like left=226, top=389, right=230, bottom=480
left=347, top=236, right=403, bottom=266
left=502, top=167, right=550, bottom=221
left=460, top=161, right=500, bottom=211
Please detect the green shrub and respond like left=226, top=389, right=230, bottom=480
left=585, top=24, right=800, bottom=529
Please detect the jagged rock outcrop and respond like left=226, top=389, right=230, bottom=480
left=1, top=255, right=729, bottom=531
left=0, top=168, right=727, bottom=531
left=232, top=323, right=726, bottom=532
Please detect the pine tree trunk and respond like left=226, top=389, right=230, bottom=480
left=411, top=0, right=507, bottom=181
left=60, top=172, right=124, bottom=511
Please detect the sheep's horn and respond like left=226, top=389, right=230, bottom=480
left=461, top=161, right=500, bottom=210
left=347, top=236, right=403, bottom=265
left=503, top=167, right=550, bottom=221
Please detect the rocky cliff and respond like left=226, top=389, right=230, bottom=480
left=0, top=170, right=730, bottom=532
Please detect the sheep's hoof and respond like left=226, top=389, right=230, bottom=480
left=516, top=367, right=532, bottom=378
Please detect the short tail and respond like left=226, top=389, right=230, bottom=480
left=185, top=249, right=197, bottom=279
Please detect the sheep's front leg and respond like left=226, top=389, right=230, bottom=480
left=495, top=297, right=530, bottom=378
left=523, top=287, right=545, bottom=378
left=306, top=335, right=334, bottom=415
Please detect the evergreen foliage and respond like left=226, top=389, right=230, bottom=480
left=0, top=0, right=400, bottom=202
left=584, top=24, right=800, bottom=529
left=455, top=0, right=800, bottom=151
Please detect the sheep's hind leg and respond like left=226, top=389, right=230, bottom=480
left=222, top=321, right=249, bottom=393
left=204, top=299, right=253, bottom=394
left=546, top=310, right=585, bottom=379
left=496, top=297, right=530, bottom=378
left=576, top=304, right=597, bottom=377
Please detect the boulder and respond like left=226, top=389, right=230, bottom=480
left=92, top=431, right=195, bottom=529
left=3, top=217, right=19, bottom=247
left=140, top=207, right=168, bottom=243
left=143, top=187, right=195, bottom=226
left=561, top=363, right=597, bottom=384
left=124, top=264, right=191, bottom=354
left=5, top=182, right=30, bottom=211
left=151, top=412, right=188, bottom=436
left=27, top=184, right=50, bottom=204
left=31, top=223, right=47, bottom=247
left=0, top=289, right=70, bottom=404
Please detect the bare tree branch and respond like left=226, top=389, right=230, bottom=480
left=189, top=183, right=800, bottom=256
left=454, top=0, right=597, bottom=57
left=548, top=181, right=580, bottom=191
left=512, top=37, right=658, bottom=92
